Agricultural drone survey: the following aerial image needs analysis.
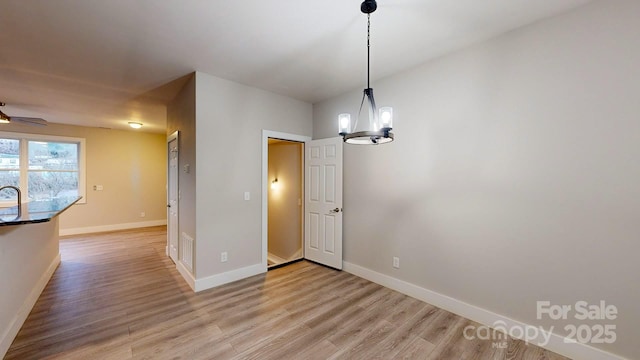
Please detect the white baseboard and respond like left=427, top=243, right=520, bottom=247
left=342, top=261, right=626, bottom=360
left=267, top=252, right=287, bottom=264
left=194, top=263, right=265, bottom=292
left=268, top=249, right=303, bottom=265
left=0, top=254, right=60, bottom=359
left=176, top=260, right=196, bottom=292
left=59, top=219, right=167, bottom=236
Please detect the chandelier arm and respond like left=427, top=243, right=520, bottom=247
left=367, top=90, right=377, bottom=119
left=355, top=89, right=367, bottom=132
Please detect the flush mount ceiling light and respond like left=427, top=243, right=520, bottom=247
left=128, top=122, right=143, bottom=129
left=338, top=0, right=394, bottom=145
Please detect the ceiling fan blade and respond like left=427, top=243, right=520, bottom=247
left=10, top=116, right=48, bottom=126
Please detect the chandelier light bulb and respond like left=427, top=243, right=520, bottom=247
left=379, top=107, right=393, bottom=129
left=338, top=113, right=351, bottom=134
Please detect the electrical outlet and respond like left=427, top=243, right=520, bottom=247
left=140, top=211, right=145, bottom=218
left=393, top=257, right=400, bottom=269
left=221, top=252, right=228, bottom=262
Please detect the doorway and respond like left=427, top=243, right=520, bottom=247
left=261, top=131, right=343, bottom=271
left=261, top=130, right=310, bottom=270
left=167, top=131, right=179, bottom=263
left=267, top=138, right=304, bottom=268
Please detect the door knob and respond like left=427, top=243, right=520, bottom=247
left=167, top=204, right=171, bottom=208
left=329, top=207, right=341, bottom=213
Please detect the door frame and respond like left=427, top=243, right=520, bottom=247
left=167, top=130, right=179, bottom=261
left=261, top=130, right=311, bottom=271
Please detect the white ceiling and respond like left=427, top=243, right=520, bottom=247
left=0, top=0, right=593, bottom=133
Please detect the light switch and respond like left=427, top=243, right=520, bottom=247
left=244, top=192, right=250, bottom=201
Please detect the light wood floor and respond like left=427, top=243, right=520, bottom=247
left=5, top=226, right=570, bottom=360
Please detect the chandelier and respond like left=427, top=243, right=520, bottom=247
left=338, top=0, right=394, bottom=145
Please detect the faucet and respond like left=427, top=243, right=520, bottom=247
left=0, top=185, right=21, bottom=208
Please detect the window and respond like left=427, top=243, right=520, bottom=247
left=0, top=138, right=20, bottom=200
left=0, top=132, right=86, bottom=205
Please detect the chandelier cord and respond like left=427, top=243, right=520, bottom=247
left=353, top=13, right=375, bottom=131
left=367, top=13, right=371, bottom=89
left=353, top=13, right=372, bottom=133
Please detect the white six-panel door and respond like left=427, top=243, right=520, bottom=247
left=304, top=137, right=343, bottom=269
left=167, top=134, right=179, bottom=263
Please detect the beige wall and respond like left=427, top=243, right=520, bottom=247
left=313, top=1, right=639, bottom=358
left=0, top=122, right=166, bottom=232
left=195, top=71, right=312, bottom=279
left=268, top=141, right=303, bottom=260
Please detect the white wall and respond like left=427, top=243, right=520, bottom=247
left=195, top=72, right=312, bottom=281
left=313, top=1, right=639, bottom=359
left=268, top=141, right=303, bottom=260
left=0, top=219, right=60, bottom=358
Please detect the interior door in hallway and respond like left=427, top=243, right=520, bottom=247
left=167, top=132, right=179, bottom=263
left=304, top=137, right=343, bottom=270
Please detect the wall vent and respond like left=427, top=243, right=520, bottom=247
left=180, top=232, right=194, bottom=272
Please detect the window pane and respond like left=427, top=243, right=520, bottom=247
left=29, top=141, right=78, bottom=171
left=0, top=138, right=20, bottom=169
left=0, top=171, right=20, bottom=200
left=28, top=171, right=78, bottom=200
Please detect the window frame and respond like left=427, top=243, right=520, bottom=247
left=0, top=131, right=86, bottom=206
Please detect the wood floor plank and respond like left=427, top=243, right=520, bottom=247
left=5, top=226, right=572, bottom=360
left=394, top=336, right=435, bottom=360
left=329, top=319, right=397, bottom=360
left=360, top=306, right=439, bottom=359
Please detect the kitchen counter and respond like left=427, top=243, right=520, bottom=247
left=0, top=196, right=82, bottom=226
left=0, top=197, right=75, bottom=356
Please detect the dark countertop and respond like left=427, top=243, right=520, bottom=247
left=0, top=196, right=82, bottom=226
